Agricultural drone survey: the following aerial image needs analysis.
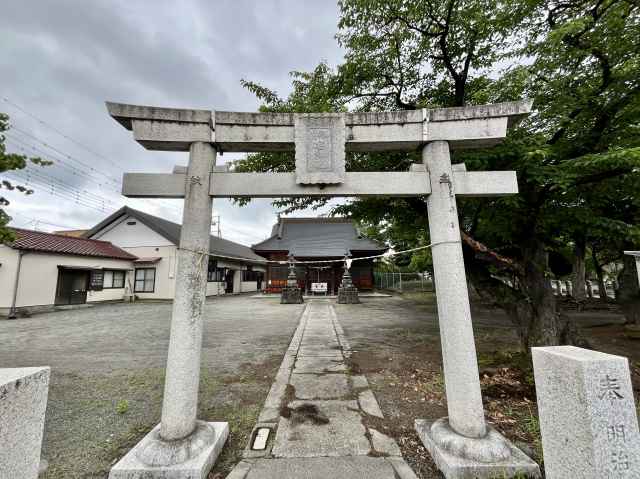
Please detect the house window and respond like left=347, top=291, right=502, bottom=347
left=103, top=270, right=126, bottom=289
left=242, top=268, right=262, bottom=281
left=135, top=268, right=155, bottom=292
left=207, top=259, right=225, bottom=282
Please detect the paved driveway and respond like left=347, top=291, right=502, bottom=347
left=0, top=295, right=304, bottom=373
left=0, top=295, right=304, bottom=479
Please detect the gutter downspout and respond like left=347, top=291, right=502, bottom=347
left=8, top=250, right=26, bottom=319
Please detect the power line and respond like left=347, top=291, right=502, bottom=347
left=2, top=97, right=198, bottom=223
left=4, top=128, right=184, bottom=216
left=4, top=171, right=117, bottom=213
left=7, top=211, right=79, bottom=231
left=17, top=167, right=120, bottom=209
left=7, top=126, right=122, bottom=186
left=5, top=133, right=124, bottom=195
left=2, top=96, right=132, bottom=174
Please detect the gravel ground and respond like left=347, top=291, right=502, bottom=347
left=337, top=293, right=639, bottom=479
left=0, top=295, right=304, bottom=479
left=2, top=293, right=636, bottom=478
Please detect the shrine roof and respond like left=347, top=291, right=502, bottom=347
left=252, top=217, right=387, bottom=257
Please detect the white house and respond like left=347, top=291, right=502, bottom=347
left=1, top=207, right=267, bottom=317
left=84, top=206, right=266, bottom=300
left=0, top=228, right=137, bottom=317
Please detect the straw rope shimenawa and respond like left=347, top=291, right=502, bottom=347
left=177, top=240, right=461, bottom=265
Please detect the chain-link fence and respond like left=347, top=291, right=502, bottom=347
left=374, top=271, right=434, bottom=292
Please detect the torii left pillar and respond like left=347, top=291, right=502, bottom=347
left=109, top=142, right=229, bottom=478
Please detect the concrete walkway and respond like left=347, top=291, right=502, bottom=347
left=228, top=300, right=418, bottom=479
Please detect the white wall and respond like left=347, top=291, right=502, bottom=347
left=0, top=246, right=133, bottom=309
left=206, top=281, right=226, bottom=296
left=90, top=218, right=264, bottom=298
left=0, top=246, right=20, bottom=308
left=91, top=215, right=174, bottom=247
left=241, top=281, right=258, bottom=293
left=122, top=245, right=177, bottom=300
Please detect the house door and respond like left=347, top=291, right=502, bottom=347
left=225, top=269, right=235, bottom=293
left=55, top=269, right=89, bottom=305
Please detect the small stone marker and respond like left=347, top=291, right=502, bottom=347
left=0, top=367, right=50, bottom=479
left=252, top=428, right=270, bottom=450
left=532, top=346, right=640, bottom=478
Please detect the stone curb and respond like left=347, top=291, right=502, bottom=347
left=257, top=305, right=308, bottom=424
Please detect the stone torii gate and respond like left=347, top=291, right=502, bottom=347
left=106, top=101, right=540, bottom=479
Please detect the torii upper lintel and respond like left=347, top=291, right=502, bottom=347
left=105, top=100, right=532, bottom=153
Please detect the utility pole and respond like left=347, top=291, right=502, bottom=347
left=211, top=215, right=221, bottom=237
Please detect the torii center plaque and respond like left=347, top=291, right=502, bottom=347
left=294, top=113, right=346, bottom=184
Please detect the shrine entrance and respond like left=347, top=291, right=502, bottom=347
left=105, top=100, right=540, bottom=479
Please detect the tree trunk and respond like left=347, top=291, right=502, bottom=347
left=572, top=236, right=586, bottom=303
left=591, top=248, right=609, bottom=303
left=462, top=236, right=583, bottom=351
left=517, top=239, right=562, bottom=347
left=617, top=253, right=640, bottom=325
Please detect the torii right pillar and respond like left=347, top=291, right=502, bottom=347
left=415, top=140, right=541, bottom=478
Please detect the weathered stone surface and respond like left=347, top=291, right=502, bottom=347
left=532, top=346, right=640, bottom=479
left=109, top=421, right=229, bottom=479
left=272, top=400, right=370, bottom=458
left=294, top=356, right=346, bottom=373
left=290, top=373, right=351, bottom=399
left=386, top=457, right=421, bottom=479
left=351, top=375, right=369, bottom=390
left=358, top=389, right=384, bottom=419
left=280, top=287, right=304, bottom=304
left=109, top=101, right=531, bottom=152
left=296, top=347, right=344, bottom=359
left=370, top=429, right=402, bottom=456
left=294, top=114, right=346, bottom=184
left=423, top=141, right=486, bottom=440
left=338, top=286, right=360, bottom=304
left=161, top=142, right=215, bottom=441
left=0, top=367, right=50, bottom=479
left=415, top=419, right=541, bottom=479
left=245, top=457, right=398, bottom=479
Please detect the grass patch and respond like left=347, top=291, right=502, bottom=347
left=208, top=404, right=261, bottom=477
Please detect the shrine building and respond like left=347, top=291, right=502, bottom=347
left=252, top=217, right=386, bottom=294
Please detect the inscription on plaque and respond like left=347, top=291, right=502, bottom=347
left=532, top=346, right=640, bottom=478
left=309, top=128, right=332, bottom=171
left=294, top=114, right=345, bottom=184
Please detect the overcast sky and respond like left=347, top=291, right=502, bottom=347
left=1, top=0, right=344, bottom=245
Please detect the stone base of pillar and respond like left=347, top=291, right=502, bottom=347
left=337, top=286, right=360, bottom=304
left=109, top=421, right=229, bottom=479
left=281, top=287, right=304, bottom=304
left=415, top=418, right=540, bottom=479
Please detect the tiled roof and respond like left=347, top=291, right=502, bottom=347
left=8, top=228, right=137, bottom=260
left=84, top=206, right=266, bottom=264
left=252, top=217, right=387, bottom=257
left=52, top=229, right=89, bottom=237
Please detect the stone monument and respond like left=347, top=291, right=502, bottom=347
left=0, top=367, right=50, bottom=479
left=106, top=100, right=538, bottom=478
left=532, top=346, right=640, bottom=478
left=338, top=255, right=359, bottom=304
left=281, top=254, right=304, bottom=304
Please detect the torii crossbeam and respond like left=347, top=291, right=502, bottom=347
left=106, top=101, right=540, bottom=479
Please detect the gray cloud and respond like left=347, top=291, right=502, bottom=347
left=1, top=0, right=344, bottom=245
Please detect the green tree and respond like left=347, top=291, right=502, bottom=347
left=0, top=113, right=49, bottom=241
left=237, top=0, right=640, bottom=348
